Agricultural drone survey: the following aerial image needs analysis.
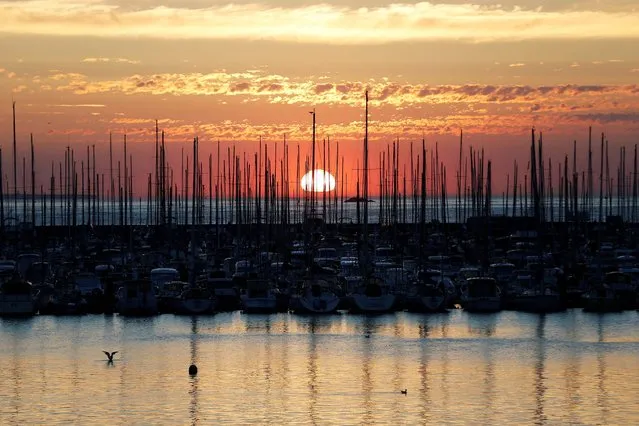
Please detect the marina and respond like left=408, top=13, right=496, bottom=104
left=2, top=95, right=639, bottom=317
left=3, top=0, right=639, bottom=423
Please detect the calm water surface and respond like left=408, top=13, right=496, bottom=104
left=1, top=310, right=638, bottom=425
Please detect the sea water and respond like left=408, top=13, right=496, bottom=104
left=1, top=310, right=638, bottom=425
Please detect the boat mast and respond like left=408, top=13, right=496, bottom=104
left=310, top=109, right=316, bottom=215
left=12, top=101, right=17, bottom=216
left=363, top=91, right=369, bottom=275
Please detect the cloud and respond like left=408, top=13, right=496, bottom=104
left=565, top=113, right=639, bottom=124
left=50, top=72, right=86, bottom=81
left=2, top=1, right=639, bottom=43
left=92, top=110, right=639, bottom=143
left=54, top=104, right=106, bottom=107
left=82, top=57, right=140, bottom=64
left=40, top=70, right=639, bottom=111
left=110, top=117, right=180, bottom=125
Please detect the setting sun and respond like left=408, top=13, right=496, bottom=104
left=300, top=169, right=336, bottom=192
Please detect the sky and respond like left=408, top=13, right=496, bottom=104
left=1, top=0, right=639, bottom=197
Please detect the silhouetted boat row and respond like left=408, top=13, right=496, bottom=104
left=3, top=94, right=639, bottom=319
left=2, top=233, right=639, bottom=317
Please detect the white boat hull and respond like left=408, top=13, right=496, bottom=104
left=583, top=297, right=623, bottom=313
left=241, top=296, right=278, bottom=313
left=117, top=293, right=158, bottom=316
left=0, top=294, right=36, bottom=316
left=462, top=297, right=501, bottom=313
left=297, top=294, right=341, bottom=314
left=180, top=298, right=214, bottom=314
left=420, top=295, right=447, bottom=312
left=511, top=293, right=565, bottom=313
left=351, top=294, right=396, bottom=313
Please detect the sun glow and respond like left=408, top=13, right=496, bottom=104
left=300, top=169, right=336, bottom=192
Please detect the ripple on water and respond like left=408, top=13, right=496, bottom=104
left=1, top=310, right=639, bottom=424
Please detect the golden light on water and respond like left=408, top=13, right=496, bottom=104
left=300, top=169, right=336, bottom=192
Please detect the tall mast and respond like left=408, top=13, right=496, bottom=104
left=363, top=90, right=369, bottom=251
left=310, top=109, right=316, bottom=215
left=12, top=101, right=17, bottom=215
left=109, top=133, right=114, bottom=227
left=124, top=135, right=128, bottom=227
left=0, top=148, right=4, bottom=233
left=30, top=134, right=35, bottom=225
left=155, top=119, right=159, bottom=226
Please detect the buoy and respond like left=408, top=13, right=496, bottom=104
left=189, top=364, right=198, bottom=375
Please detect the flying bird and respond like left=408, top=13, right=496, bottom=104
left=103, top=351, right=118, bottom=362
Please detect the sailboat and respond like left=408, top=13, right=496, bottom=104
left=460, top=277, right=502, bottom=313
left=350, top=276, right=397, bottom=313
left=116, top=279, right=159, bottom=316
left=293, top=278, right=341, bottom=314
left=406, top=269, right=449, bottom=313
left=348, top=91, right=397, bottom=314
left=0, top=273, right=38, bottom=316
left=179, top=286, right=215, bottom=315
left=240, top=279, right=278, bottom=313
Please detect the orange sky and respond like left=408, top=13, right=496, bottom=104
left=1, top=1, right=639, bottom=197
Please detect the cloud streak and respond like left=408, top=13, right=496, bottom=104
left=38, top=70, right=639, bottom=110
left=2, top=1, right=639, bottom=43
left=82, top=57, right=140, bottom=64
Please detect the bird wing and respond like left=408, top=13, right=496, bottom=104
left=111, top=351, right=118, bottom=357
left=103, top=351, right=111, bottom=358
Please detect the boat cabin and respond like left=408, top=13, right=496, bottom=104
left=73, top=272, right=103, bottom=295
left=489, top=263, right=516, bottom=283
left=339, top=258, right=360, bottom=278
left=150, top=268, right=180, bottom=292
left=375, top=247, right=394, bottom=260
left=465, top=277, right=500, bottom=298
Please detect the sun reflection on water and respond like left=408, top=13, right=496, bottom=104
left=0, top=311, right=638, bottom=424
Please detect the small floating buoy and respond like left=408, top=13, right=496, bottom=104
left=189, top=364, right=198, bottom=375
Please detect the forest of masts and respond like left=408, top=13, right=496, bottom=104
left=2, top=99, right=639, bottom=234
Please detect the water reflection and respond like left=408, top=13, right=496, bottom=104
left=534, top=314, right=547, bottom=425
left=10, top=324, right=22, bottom=422
left=596, top=315, right=609, bottom=423
left=279, top=317, right=290, bottom=419
left=189, top=317, right=199, bottom=425
left=361, top=315, right=374, bottom=425
left=2, top=311, right=639, bottom=424
left=418, top=321, right=430, bottom=338
left=391, top=316, right=404, bottom=421
left=564, top=315, right=580, bottom=424
left=264, top=314, right=273, bottom=420
left=307, top=317, right=319, bottom=426
left=440, top=313, right=450, bottom=338
left=441, top=325, right=451, bottom=412
left=419, top=325, right=432, bottom=423
left=298, top=313, right=336, bottom=335
left=481, top=332, right=496, bottom=425
left=244, top=314, right=272, bottom=333
left=466, top=313, right=497, bottom=337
